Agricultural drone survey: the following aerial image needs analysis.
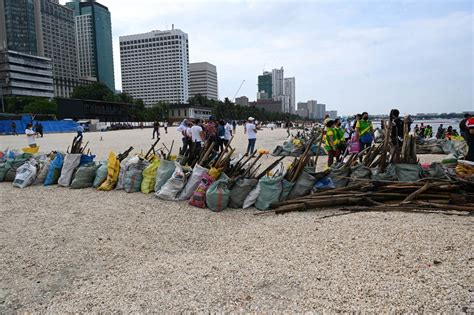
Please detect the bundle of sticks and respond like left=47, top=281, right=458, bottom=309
left=68, top=136, right=89, bottom=154
left=284, top=137, right=316, bottom=182
left=266, top=179, right=474, bottom=215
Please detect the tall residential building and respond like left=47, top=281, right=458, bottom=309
left=66, top=0, right=115, bottom=91
left=0, top=49, right=54, bottom=98
left=189, top=62, right=218, bottom=100
left=272, top=67, right=284, bottom=98
left=35, top=0, right=79, bottom=97
left=0, top=0, right=39, bottom=55
left=119, top=28, right=189, bottom=105
left=284, top=77, right=295, bottom=114
left=257, top=71, right=272, bottom=99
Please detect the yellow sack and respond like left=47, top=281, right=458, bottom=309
left=208, top=167, right=222, bottom=180
left=98, top=151, right=120, bottom=191
left=141, top=158, right=161, bottom=193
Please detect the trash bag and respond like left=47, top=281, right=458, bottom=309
left=255, top=176, right=283, bottom=210
left=154, top=159, right=175, bottom=192
left=314, top=176, right=335, bottom=191
left=372, top=163, right=397, bottom=181
left=189, top=174, right=215, bottom=208
left=155, top=162, right=187, bottom=201
left=44, top=152, right=64, bottom=186
left=279, top=179, right=296, bottom=201
left=178, top=164, right=209, bottom=201
left=229, top=178, right=258, bottom=208
left=115, top=156, right=135, bottom=190
left=58, top=153, right=82, bottom=187
left=124, top=159, right=150, bottom=193
left=243, top=184, right=261, bottom=209
left=349, top=164, right=372, bottom=184
left=206, top=176, right=231, bottom=212
left=329, top=167, right=350, bottom=188
left=35, top=157, right=52, bottom=185
left=141, top=158, right=160, bottom=194
left=424, top=162, right=447, bottom=179
left=71, top=162, right=98, bottom=189
left=93, top=161, right=108, bottom=188
left=288, top=171, right=317, bottom=199
left=98, top=152, right=121, bottom=191
left=272, top=145, right=284, bottom=156
left=4, top=154, right=32, bottom=182
left=13, top=159, right=38, bottom=188
left=80, top=154, right=95, bottom=165
left=394, top=163, right=423, bottom=182
left=0, top=161, right=12, bottom=182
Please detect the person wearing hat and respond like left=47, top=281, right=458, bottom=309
left=245, top=117, right=257, bottom=155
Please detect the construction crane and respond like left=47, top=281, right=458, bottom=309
left=233, top=80, right=245, bottom=100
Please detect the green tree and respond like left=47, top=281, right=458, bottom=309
left=71, top=82, right=115, bottom=101
left=22, top=99, right=57, bottom=115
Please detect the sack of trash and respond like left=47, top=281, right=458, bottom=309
left=178, top=164, right=209, bottom=201
left=206, top=174, right=230, bottom=212
left=288, top=171, right=317, bottom=199
left=44, top=152, right=64, bottom=186
left=58, top=153, right=82, bottom=187
left=255, top=175, right=283, bottom=210
left=156, top=162, right=187, bottom=201
left=141, top=158, right=160, bottom=194
left=189, top=174, right=215, bottom=208
left=115, top=156, right=135, bottom=190
left=13, top=159, right=38, bottom=188
left=98, top=152, right=121, bottom=191
left=124, top=158, right=150, bottom=193
left=243, top=184, right=261, bottom=209
left=4, top=154, right=32, bottom=182
left=93, top=161, right=108, bottom=188
left=329, top=167, right=350, bottom=188
left=71, top=162, right=98, bottom=189
left=154, top=159, right=175, bottom=192
left=229, top=178, right=258, bottom=208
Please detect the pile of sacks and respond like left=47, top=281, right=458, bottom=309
left=272, top=136, right=326, bottom=157
left=0, top=149, right=299, bottom=212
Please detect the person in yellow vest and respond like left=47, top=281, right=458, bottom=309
left=334, top=118, right=346, bottom=161
left=324, top=120, right=337, bottom=167
left=356, top=112, right=374, bottom=152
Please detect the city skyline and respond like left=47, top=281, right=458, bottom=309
left=59, top=0, right=473, bottom=115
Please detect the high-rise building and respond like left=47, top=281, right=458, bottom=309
left=66, top=0, right=115, bottom=91
left=35, top=0, right=79, bottom=97
left=0, top=0, right=39, bottom=55
left=235, top=96, right=249, bottom=107
left=257, top=71, right=272, bottom=99
left=119, top=28, right=189, bottom=105
left=189, top=62, right=218, bottom=100
left=272, top=67, right=284, bottom=98
left=284, top=77, right=295, bottom=114
left=315, top=103, right=326, bottom=119
left=0, top=49, right=54, bottom=98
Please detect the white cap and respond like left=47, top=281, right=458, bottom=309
left=248, top=117, right=255, bottom=121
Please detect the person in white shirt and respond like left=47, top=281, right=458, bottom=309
left=224, top=121, right=233, bottom=145
left=25, top=123, right=37, bottom=148
left=245, top=117, right=257, bottom=155
left=190, top=119, right=205, bottom=154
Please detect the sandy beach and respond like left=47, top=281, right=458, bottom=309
left=0, top=127, right=472, bottom=312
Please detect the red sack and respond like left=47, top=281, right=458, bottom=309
left=189, top=174, right=215, bottom=208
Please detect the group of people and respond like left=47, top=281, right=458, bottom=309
left=414, top=123, right=433, bottom=138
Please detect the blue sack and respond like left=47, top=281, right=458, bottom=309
left=80, top=154, right=96, bottom=165
left=44, top=152, right=64, bottom=186
left=314, top=176, right=335, bottom=190
left=360, top=133, right=374, bottom=144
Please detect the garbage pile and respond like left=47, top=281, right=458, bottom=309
left=416, top=138, right=467, bottom=156
left=272, top=128, right=326, bottom=157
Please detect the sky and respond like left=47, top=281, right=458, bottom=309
left=61, top=0, right=473, bottom=115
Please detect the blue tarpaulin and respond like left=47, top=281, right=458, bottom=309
left=0, top=115, right=79, bottom=134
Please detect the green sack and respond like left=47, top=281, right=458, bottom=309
left=4, top=157, right=30, bottom=182
left=93, top=161, right=108, bottom=188
left=288, top=171, right=316, bottom=199
left=0, top=161, right=12, bottom=182
left=229, top=178, right=258, bottom=208
left=255, top=176, right=283, bottom=210
left=394, top=163, right=423, bottom=182
left=154, top=159, right=176, bottom=192
left=279, top=179, right=295, bottom=201
left=71, top=162, right=98, bottom=189
left=124, top=159, right=150, bottom=193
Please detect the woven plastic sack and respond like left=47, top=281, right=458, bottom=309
left=243, top=184, right=261, bottom=209
left=115, top=156, right=135, bottom=190
left=71, top=162, right=98, bottom=189
left=141, top=158, right=160, bottom=193
left=93, top=161, right=108, bottom=188
left=206, top=175, right=230, bottom=212
left=279, top=179, right=296, bottom=201
left=98, top=152, right=120, bottom=191
left=288, top=171, right=316, bottom=199
left=34, top=158, right=51, bottom=184
left=329, top=167, right=350, bottom=188
left=255, top=176, right=283, bottom=210
left=424, top=162, right=447, bottom=179
left=189, top=174, right=215, bottom=208
left=13, top=159, right=38, bottom=188
left=124, top=159, right=150, bottom=193
left=0, top=161, right=12, bottom=182
left=44, top=153, right=64, bottom=186
left=349, top=164, right=372, bottom=184
left=229, top=178, right=258, bottom=208
left=394, top=163, right=423, bottom=182
left=178, top=164, right=209, bottom=201
left=4, top=154, right=32, bottom=182
left=58, top=153, right=82, bottom=187
left=314, top=176, right=335, bottom=191
left=154, top=159, right=175, bottom=192
left=155, top=162, right=187, bottom=201
left=80, top=154, right=96, bottom=165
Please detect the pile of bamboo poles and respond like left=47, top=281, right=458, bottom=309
left=266, top=179, right=474, bottom=215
